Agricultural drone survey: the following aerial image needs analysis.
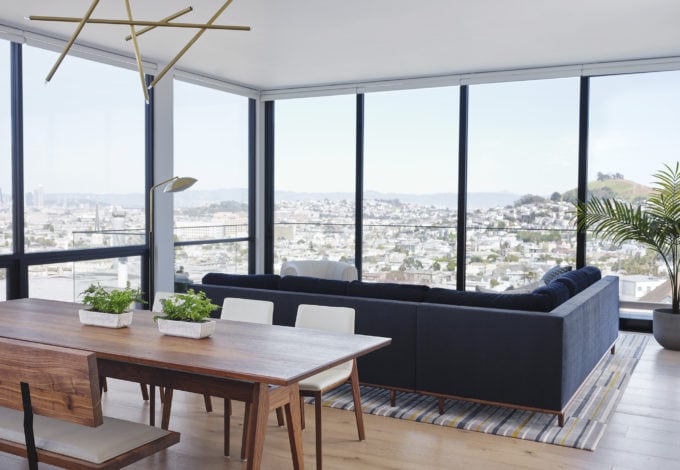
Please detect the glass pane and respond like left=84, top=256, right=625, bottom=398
left=28, top=256, right=142, bottom=302
left=174, top=241, right=248, bottom=284
left=467, top=78, right=579, bottom=291
left=173, top=80, right=249, bottom=244
left=274, top=95, right=355, bottom=272
left=23, top=46, right=145, bottom=252
left=364, top=87, right=458, bottom=286
left=0, top=41, right=10, bottom=255
left=589, top=71, right=680, bottom=306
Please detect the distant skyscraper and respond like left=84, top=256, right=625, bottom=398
left=34, top=185, right=44, bottom=209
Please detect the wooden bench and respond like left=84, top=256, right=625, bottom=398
left=0, top=337, right=180, bottom=469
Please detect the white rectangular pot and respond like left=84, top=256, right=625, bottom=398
left=79, top=309, right=133, bottom=328
left=156, top=318, right=216, bottom=339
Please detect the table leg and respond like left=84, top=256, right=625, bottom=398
left=284, top=383, right=304, bottom=470
left=246, top=383, right=270, bottom=470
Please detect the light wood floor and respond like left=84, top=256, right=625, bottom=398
left=3, top=332, right=680, bottom=469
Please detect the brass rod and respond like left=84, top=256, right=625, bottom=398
left=44, top=0, right=100, bottom=83
left=29, top=15, right=250, bottom=31
left=125, top=6, right=193, bottom=41
left=124, top=0, right=148, bottom=102
left=149, top=0, right=235, bottom=89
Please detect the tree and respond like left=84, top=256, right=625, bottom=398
left=550, top=191, right=562, bottom=202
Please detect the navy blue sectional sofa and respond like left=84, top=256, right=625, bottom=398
left=191, top=266, right=619, bottom=425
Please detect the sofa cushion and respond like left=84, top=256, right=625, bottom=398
left=424, top=288, right=553, bottom=312
left=580, top=266, right=602, bottom=285
left=551, top=269, right=590, bottom=297
left=279, top=275, right=349, bottom=296
left=201, top=273, right=280, bottom=290
left=541, top=265, right=572, bottom=284
left=532, top=282, right=570, bottom=310
left=347, top=281, right=429, bottom=302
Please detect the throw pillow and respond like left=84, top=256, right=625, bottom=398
left=541, top=265, right=572, bottom=284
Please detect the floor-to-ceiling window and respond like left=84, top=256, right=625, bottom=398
left=589, top=71, right=680, bottom=306
left=363, top=87, right=459, bottom=286
left=273, top=95, right=356, bottom=272
left=21, top=45, right=145, bottom=299
left=0, top=40, right=10, bottom=256
left=173, top=80, right=250, bottom=281
left=467, top=78, right=579, bottom=291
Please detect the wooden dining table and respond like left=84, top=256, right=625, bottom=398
left=0, top=298, right=391, bottom=470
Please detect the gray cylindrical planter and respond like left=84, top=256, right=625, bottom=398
left=653, top=308, right=680, bottom=350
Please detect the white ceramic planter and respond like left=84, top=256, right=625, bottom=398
left=156, top=318, right=216, bottom=339
left=79, top=309, right=133, bottom=328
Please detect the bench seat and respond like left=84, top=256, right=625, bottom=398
left=0, top=407, right=178, bottom=467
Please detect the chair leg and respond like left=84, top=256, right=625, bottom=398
left=241, top=401, right=251, bottom=461
left=276, top=407, right=285, bottom=426
left=140, top=383, right=148, bottom=400
left=204, top=394, right=213, bottom=413
left=349, top=360, right=365, bottom=441
left=161, top=388, right=173, bottom=430
left=300, top=395, right=306, bottom=430
left=149, top=385, right=156, bottom=426
left=224, top=399, right=231, bottom=457
left=314, top=391, right=323, bottom=470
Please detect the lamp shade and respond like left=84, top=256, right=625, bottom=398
left=163, top=176, right=197, bottom=193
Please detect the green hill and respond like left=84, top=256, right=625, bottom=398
left=562, top=179, right=651, bottom=203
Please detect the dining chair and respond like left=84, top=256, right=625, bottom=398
left=149, top=291, right=214, bottom=425
left=294, top=304, right=365, bottom=470
left=159, top=297, right=276, bottom=460
left=220, top=297, right=276, bottom=458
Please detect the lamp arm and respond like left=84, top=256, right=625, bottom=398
left=150, top=176, right=179, bottom=193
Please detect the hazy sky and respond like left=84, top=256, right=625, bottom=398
left=2, top=41, right=680, bottom=199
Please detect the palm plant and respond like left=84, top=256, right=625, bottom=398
left=575, top=162, right=680, bottom=313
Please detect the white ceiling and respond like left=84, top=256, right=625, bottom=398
left=1, top=0, right=680, bottom=91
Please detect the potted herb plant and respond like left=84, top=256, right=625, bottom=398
left=576, top=162, right=680, bottom=349
left=79, top=283, right=145, bottom=328
left=153, top=289, right=219, bottom=339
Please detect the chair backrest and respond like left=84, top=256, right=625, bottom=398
left=295, top=304, right=355, bottom=334
left=280, top=260, right=358, bottom=281
left=221, top=297, right=274, bottom=324
left=0, top=337, right=102, bottom=427
left=152, top=291, right=176, bottom=312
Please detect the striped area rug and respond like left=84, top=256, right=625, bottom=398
left=313, top=332, right=648, bottom=451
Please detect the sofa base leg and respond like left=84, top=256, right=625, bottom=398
left=611, top=344, right=616, bottom=354
left=438, top=397, right=445, bottom=414
left=390, top=390, right=396, bottom=407
left=558, top=413, right=564, bottom=427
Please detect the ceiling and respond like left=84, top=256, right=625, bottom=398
left=1, top=0, right=680, bottom=91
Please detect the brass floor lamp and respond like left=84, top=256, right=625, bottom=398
left=148, top=176, right=197, bottom=302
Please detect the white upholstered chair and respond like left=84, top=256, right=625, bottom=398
left=294, top=304, right=365, bottom=470
left=152, top=291, right=176, bottom=313
left=152, top=291, right=212, bottom=427
left=280, top=260, right=358, bottom=281
left=220, top=297, right=275, bottom=459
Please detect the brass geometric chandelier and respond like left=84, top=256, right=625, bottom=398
left=30, top=0, right=250, bottom=101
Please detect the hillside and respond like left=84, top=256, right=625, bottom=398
left=562, top=179, right=651, bottom=203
